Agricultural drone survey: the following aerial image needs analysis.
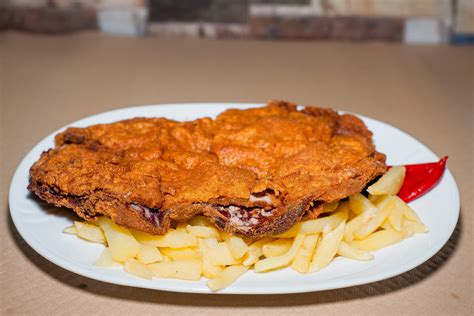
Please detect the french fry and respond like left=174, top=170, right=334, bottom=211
left=131, top=229, right=197, bottom=248
left=63, top=225, right=77, bottom=235
left=320, top=202, right=339, bottom=214
left=124, top=258, right=153, bottom=280
left=74, top=221, right=106, bottom=244
left=344, top=194, right=378, bottom=242
left=368, top=194, right=382, bottom=205
left=337, top=241, right=373, bottom=261
left=380, top=218, right=392, bottom=230
left=186, top=224, right=221, bottom=239
left=308, top=221, right=345, bottom=272
left=149, top=229, right=197, bottom=248
left=188, top=215, right=213, bottom=227
left=225, top=236, right=249, bottom=259
left=254, top=234, right=305, bottom=272
left=262, top=238, right=293, bottom=258
left=350, top=229, right=404, bottom=251
left=207, top=242, right=242, bottom=266
left=349, top=193, right=378, bottom=215
left=148, top=260, right=202, bottom=281
left=367, top=166, right=406, bottom=195
left=207, top=265, right=248, bottom=292
left=402, top=220, right=429, bottom=237
left=136, top=245, right=163, bottom=264
left=242, top=238, right=273, bottom=266
left=201, top=237, right=219, bottom=248
left=291, top=234, right=319, bottom=273
left=98, top=217, right=140, bottom=262
left=160, top=247, right=201, bottom=261
left=175, top=222, right=188, bottom=232
left=94, top=248, right=121, bottom=267
left=219, top=231, right=232, bottom=240
left=202, top=258, right=224, bottom=279
left=344, top=213, right=371, bottom=243
left=396, top=196, right=423, bottom=223
left=197, top=237, right=224, bottom=278
left=386, top=197, right=403, bottom=231
left=335, top=200, right=351, bottom=213
left=337, top=200, right=357, bottom=220
left=277, top=207, right=348, bottom=238
left=85, top=220, right=100, bottom=227
left=131, top=230, right=156, bottom=245
left=354, top=195, right=393, bottom=239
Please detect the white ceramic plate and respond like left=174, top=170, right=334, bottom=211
left=9, top=103, right=460, bottom=294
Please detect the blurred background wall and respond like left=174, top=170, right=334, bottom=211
left=1, top=0, right=473, bottom=44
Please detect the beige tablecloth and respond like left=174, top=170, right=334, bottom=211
left=1, top=32, right=472, bottom=315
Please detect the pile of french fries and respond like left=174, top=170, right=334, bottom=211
left=63, top=166, right=428, bottom=291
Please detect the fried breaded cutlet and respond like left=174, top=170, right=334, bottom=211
left=28, top=101, right=387, bottom=238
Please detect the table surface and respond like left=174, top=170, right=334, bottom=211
left=1, top=32, right=472, bottom=315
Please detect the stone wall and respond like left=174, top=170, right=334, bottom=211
left=1, top=0, right=473, bottom=44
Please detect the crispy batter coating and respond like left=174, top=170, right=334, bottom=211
left=28, top=101, right=386, bottom=238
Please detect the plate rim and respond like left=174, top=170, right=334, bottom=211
left=9, top=102, right=460, bottom=295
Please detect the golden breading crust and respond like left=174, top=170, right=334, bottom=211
left=28, top=100, right=386, bottom=238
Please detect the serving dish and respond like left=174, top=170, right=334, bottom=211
left=9, top=103, right=460, bottom=294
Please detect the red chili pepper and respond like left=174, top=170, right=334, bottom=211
left=397, top=156, right=448, bottom=202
